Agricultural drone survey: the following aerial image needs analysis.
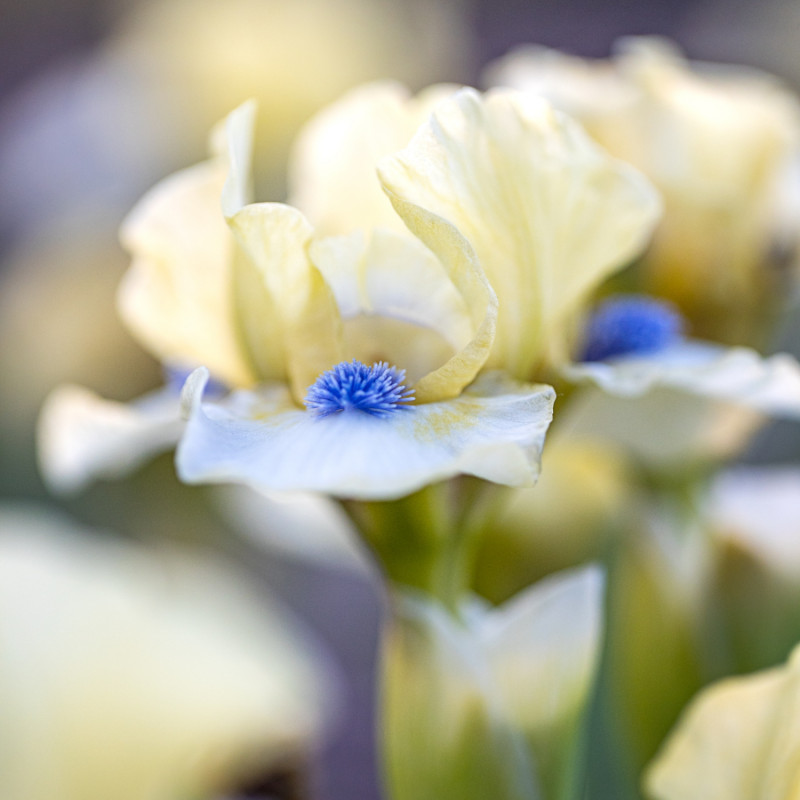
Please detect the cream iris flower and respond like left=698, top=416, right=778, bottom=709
left=0, top=506, right=334, bottom=800
left=645, top=642, right=800, bottom=800
left=558, top=290, right=800, bottom=433
left=42, top=81, right=662, bottom=499
left=116, top=96, right=560, bottom=500
left=487, top=39, right=800, bottom=422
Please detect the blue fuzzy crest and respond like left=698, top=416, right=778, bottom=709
left=305, top=360, right=415, bottom=417
left=580, top=295, right=685, bottom=362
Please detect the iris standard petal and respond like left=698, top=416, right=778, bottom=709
left=379, top=87, right=661, bottom=379
left=176, top=368, right=554, bottom=500
left=288, top=81, right=460, bottom=236
left=37, top=384, right=184, bottom=494
left=118, top=114, right=253, bottom=388
left=226, top=202, right=344, bottom=401
left=221, top=103, right=344, bottom=398
left=563, top=341, right=800, bottom=417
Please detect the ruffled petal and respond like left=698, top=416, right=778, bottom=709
left=176, top=368, right=555, bottom=500
left=226, top=202, right=344, bottom=401
left=645, top=645, right=800, bottom=800
left=221, top=103, right=344, bottom=399
left=37, top=385, right=183, bottom=494
left=563, top=341, right=800, bottom=417
left=118, top=109, right=253, bottom=388
left=379, top=87, right=661, bottom=379
left=288, top=81, right=460, bottom=236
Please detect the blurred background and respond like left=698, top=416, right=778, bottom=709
left=3, top=1, right=800, bottom=799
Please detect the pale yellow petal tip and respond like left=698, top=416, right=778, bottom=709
left=181, top=367, right=210, bottom=420
left=221, top=99, right=259, bottom=218
left=210, top=98, right=258, bottom=156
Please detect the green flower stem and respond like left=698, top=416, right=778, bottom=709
left=644, top=468, right=738, bottom=682
left=343, top=478, right=510, bottom=616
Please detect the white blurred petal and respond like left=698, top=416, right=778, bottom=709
left=37, top=385, right=183, bottom=494
left=557, top=385, right=763, bottom=469
left=564, top=341, right=800, bottom=417
left=708, top=467, right=800, bottom=579
left=177, top=368, right=554, bottom=500
left=480, top=566, right=605, bottom=800
left=0, top=506, right=336, bottom=800
left=214, top=486, right=372, bottom=572
left=385, top=590, right=540, bottom=800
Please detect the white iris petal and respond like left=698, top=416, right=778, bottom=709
left=38, top=385, right=183, bottom=494
left=563, top=341, right=800, bottom=417
left=177, top=367, right=555, bottom=500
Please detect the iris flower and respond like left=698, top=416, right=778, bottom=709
left=42, top=83, right=660, bottom=500
left=563, top=294, right=800, bottom=419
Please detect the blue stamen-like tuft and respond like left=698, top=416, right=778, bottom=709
left=580, top=295, right=685, bottom=362
left=305, top=360, right=415, bottom=418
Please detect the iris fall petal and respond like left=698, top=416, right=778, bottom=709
left=38, top=385, right=183, bottom=494
left=564, top=341, right=800, bottom=417
left=176, top=367, right=555, bottom=500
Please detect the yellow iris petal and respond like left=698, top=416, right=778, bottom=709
left=379, top=88, right=661, bottom=380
